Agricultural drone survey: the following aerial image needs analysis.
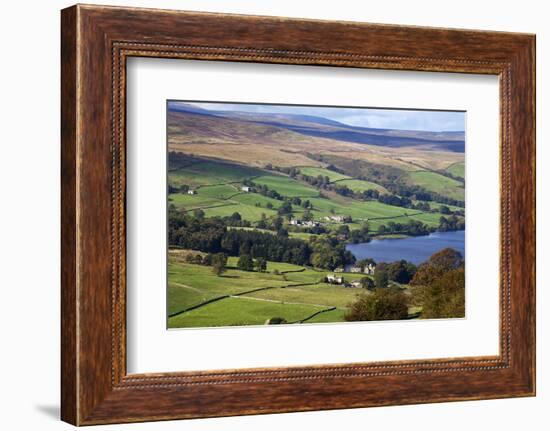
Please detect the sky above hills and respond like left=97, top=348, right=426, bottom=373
left=182, top=101, right=465, bottom=133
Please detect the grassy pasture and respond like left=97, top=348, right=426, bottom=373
left=246, top=283, right=362, bottom=309
left=287, top=231, right=316, bottom=240
left=190, top=161, right=263, bottom=182
left=167, top=255, right=375, bottom=328
left=230, top=192, right=283, bottom=209
left=196, top=184, right=240, bottom=199
left=168, top=158, right=456, bottom=229
left=168, top=169, right=221, bottom=188
left=334, top=178, right=388, bottom=194
left=305, top=308, right=347, bottom=323
left=168, top=193, right=224, bottom=209
left=226, top=226, right=314, bottom=242
left=308, top=197, right=435, bottom=223
left=168, top=296, right=328, bottom=328
left=402, top=171, right=464, bottom=202
left=298, top=166, right=350, bottom=182
left=201, top=203, right=276, bottom=221
left=167, top=260, right=290, bottom=315
left=168, top=160, right=264, bottom=188
left=254, top=174, right=320, bottom=198
left=446, top=162, right=465, bottom=179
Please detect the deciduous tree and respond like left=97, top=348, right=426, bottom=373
left=211, top=253, right=227, bottom=276
left=345, top=289, right=409, bottom=321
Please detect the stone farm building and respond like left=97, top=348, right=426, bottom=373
left=350, top=263, right=376, bottom=275
left=289, top=219, right=320, bottom=227
left=326, top=274, right=344, bottom=284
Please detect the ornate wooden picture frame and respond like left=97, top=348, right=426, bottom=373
left=61, top=4, right=535, bottom=425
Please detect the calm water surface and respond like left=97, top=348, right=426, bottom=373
left=346, top=230, right=465, bottom=265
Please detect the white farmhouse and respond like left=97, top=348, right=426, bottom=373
left=187, top=189, right=197, bottom=195
left=303, top=220, right=319, bottom=227
left=241, top=186, right=251, bottom=192
left=326, top=274, right=344, bottom=284
left=363, top=263, right=376, bottom=275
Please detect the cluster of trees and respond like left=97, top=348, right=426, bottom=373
left=347, top=222, right=371, bottom=244
left=168, top=184, right=189, bottom=194
left=438, top=215, right=466, bottom=231
left=237, top=254, right=267, bottom=272
left=345, top=288, right=409, bottom=322
left=344, top=248, right=464, bottom=322
left=309, top=236, right=356, bottom=269
left=435, top=169, right=465, bottom=185
left=273, top=165, right=466, bottom=216
left=169, top=207, right=354, bottom=269
left=373, top=260, right=417, bottom=286
left=410, top=248, right=465, bottom=318
left=184, top=252, right=228, bottom=276
left=183, top=251, right=270, bottom=275
left=305, top=155, right=465, bottom=208
left=377, top=219, right=431, bottom=236
left=385, top=183, right=464, bottom=208
left=255, top=214, right=284, bottom=231
left=222, top=211, right=252, bottom=228
left=242, top=179, right=314, bottom=213
left=243, top=179, right=282, bottom=201
left=265, top=164, right=301, bottom=178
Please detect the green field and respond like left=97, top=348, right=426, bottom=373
left=168, top=160, right=264, bottom=188
left=202, top=202, right=277, bottom=220
left=167, top=256, right=375, bottom=328
left=254, top=174, right=320, bottom=198
left=169, top=158, right=457, bottom=230
left=333, top=178, right=388, bottom=194
left=230, top=192, right=283, bottom=209
left=298, top=166, right=350, bottom=182
left=307, top=197, right=441, bottom=229
left=246, top=283, right=361, bottom=308
left=167, top=106, right=464, bottom=329
left=169, top=296, right=329, bottom=328
left=305, top=308, right=347, bottom=323
left=402, top=170, right=464, bottom=202
left=195, top=184, right=240, bottom=199
left=446, top=162, right=465, bottom=179
left=298, top=167, right=388, bottom=193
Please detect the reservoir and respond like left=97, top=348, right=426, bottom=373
left=346, top=230, right=465, bottom=266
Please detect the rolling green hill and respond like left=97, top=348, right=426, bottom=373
left=166, top=104, right=465, bottom=329
left=253, top=174, right=320, bottom=198
left=298, top=166, right=350, bottom=181
left=446, top=162, right=465, bottom=179
left=167, top=255, right=370, bottom=328
left=401, top=170, right=464, bottom=202
left=169, top=157, right=451, bottom=229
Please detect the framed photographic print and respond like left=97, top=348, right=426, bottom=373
left=61, top=4, right=536, bottom=425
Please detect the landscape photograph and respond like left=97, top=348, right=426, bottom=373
left=166, top=101, right=466, bottom=329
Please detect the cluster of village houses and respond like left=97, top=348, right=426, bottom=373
left=186, top=187, right=355, bottom=228
left=289, top=219, right=320, bottom=227
left=289, top=214, right=353, bottom=227
left=325, top=262, right=376, bottom=288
